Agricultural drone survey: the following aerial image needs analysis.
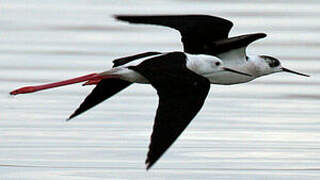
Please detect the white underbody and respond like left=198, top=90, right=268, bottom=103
left=206, top=70, right=255, bottom=85
left=101, top=50, right=267, bottom=85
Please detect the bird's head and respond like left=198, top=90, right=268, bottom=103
left=258, top=55, right=310, bottom=77
left=192, top=55, right=252, bottom=77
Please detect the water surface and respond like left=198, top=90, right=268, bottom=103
left=1, top=1, right=320, bottom=179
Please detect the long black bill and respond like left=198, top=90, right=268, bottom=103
left=223, top=67, right=252, bottom=77
left=281, top=67, right=310, bottom=77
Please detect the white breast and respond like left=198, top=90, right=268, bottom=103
left=206, top=70, right=255, bottom=85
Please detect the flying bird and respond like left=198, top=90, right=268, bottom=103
left=10, top=15, right=309, bottom=169
left=10, top=52, right=251, bottom=169
left=115, top=14, right=309, bottom=84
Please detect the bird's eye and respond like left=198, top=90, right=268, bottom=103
left=261, top=55, right=280, bottom=67
left=215, top=62, right=221, bottom=66
left=245, top=56, right=249, bottom=61
left=268, top=59, right=280, bottom=67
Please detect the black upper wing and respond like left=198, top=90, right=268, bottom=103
left=129, top=52, right=210, bottom=169
left=207, top=33, right=267, bottom=55
left=113, top=51, right=161, bottom=67
left=116, top=15, right=233, bottom=54
left=116, top=15, right=267, bottom=56
left=68, top=52, right=160, bottom=120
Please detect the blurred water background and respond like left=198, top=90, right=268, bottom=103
left=1, top=0, right=320, bottom=179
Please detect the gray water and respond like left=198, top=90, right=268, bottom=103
left=1, top=1, right=320, bottom=179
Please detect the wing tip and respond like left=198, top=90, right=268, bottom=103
left=113, top=14, right=124, bottom=21
left=114, top=15, right=137, bottom=23
left=66, top=113, right=76, bottom=121
left=241, top=32, right=267, bottom=38
left=145, top=159, right=154, bottom=171
left=225, top=32, right=267, bottom=47
left=254, top=33, right=268, bottom=41
left=258, top=32, right=267, bottom=38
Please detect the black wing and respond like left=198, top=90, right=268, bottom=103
left=68, top=52, right=160, bottom=120
left=116, top=15, right=267, bottom=56
left=129, top=52, right=210, bottom=169
left=116, top=15, right=233, bottom=54
left=68, top=79, right=131, bottom=120
left=208, top=33, right=267, bottom=55
left=113, top=51, right=161, bottom=67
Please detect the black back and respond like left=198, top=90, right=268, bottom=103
left=68, top=52, right=160, bottom=120
left=129, top=52, right=210, bottom=169
left=116, top=15, right=266, bottom=55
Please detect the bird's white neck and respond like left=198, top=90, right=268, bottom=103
left=205, top=55, right=269, bottom=85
